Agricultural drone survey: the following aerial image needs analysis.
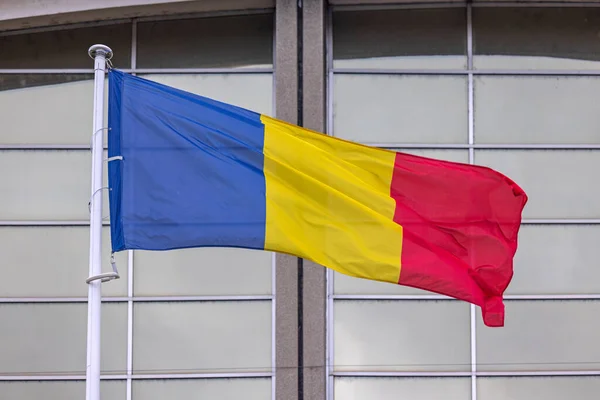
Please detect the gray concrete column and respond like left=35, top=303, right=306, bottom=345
left=275, top=1, right=299, bottom=400
left=302, top=1, right=328, bottom=400
left=275, top=1, right=328, bottom=399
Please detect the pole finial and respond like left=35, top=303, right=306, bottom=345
left=88, top=44, right=113, bottom=60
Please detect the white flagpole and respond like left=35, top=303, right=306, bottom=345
left=86, top=44, right=113, bottom=400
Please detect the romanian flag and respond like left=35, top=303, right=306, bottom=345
left=107, top=69, right=527, bottom=327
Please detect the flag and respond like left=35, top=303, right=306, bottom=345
left=107, top=69, right=528, bottom=327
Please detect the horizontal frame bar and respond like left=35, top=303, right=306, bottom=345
left=4, top=68, right=600, bottom=77
left=3, top=294, right=598, bottom=304
left=0, top=375, right=127, bottom=381
left=473, top=2, right=600, bottom=8
left=332, top=68, right=600, bottom=76
left=2, top=144, right=600, bottom=151
left=0, top=221, right=108, bottom=226
left=331, top=294, right=600, bottom=301
left=131, top=295, right=272, bottom=302
left=0, top=372, right=272, bottom=381
left=333, top=371, right=472, bottom=377
left=5, top=370, right=600, bottom=381
left=132, top=8, right=274, bottom=23
left=2, top=219, right=599, bottom=227
left=0, top=145, right=96, bottom=150
left=0, top=67, right=273, bottom=74
left=0, top=69, right=94, bottom=74
left=333, top=294, right=450, bottom=300
left=475, top=370, right=600, bottom=377
left=0, top=8, right=274, bottom=37
left=132, top=68, right=273, bottom=74
left=332, top=370, right=600, bottom=377
left=331, top=3, right=466, bottom=12
left=523, top=219, right=600, bottom=224
left=0, top=19, right=132, bottom=37
left=365, top=143, right=600, bottom=150
left=131, top=372, right=273, bottom=379
left=0, top=295, right=273, bottom=303
left=331, top=2, right=600, bottom=12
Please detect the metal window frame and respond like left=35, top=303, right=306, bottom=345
left=0, top=9, right=275, bottom=75
left=325, top=7, right=335, bottom=400
left=331, top=68, right=600, bottom=75
left=126, top=25, right=137, bottom=400
left=0, top=8, right=274, bottom=37
left=332, top=294, right=600, bottom=300
left=270, top=15, right=277, bottom=399
left=0, top=19, right=132, bottom=37
left=0, top=68, right=273, bottom=74
left=1, top=219, right=600, bottom=227
left=5, top=143, right=600, bottom=150
left=332, top=370, right=600, bottom=377
left=325, top=2, right=600, bottom=400
left=466, top=6, right=478, bottom=398
left=331, top=1, right=600, bottom=12
left=0, top=371, right=273, bottom=381
left=0, top=11, right=277, bottom=392
left=0, top=296, right=275, bottom=303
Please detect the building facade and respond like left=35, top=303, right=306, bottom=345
left=0, top=0, right=599, bottom=399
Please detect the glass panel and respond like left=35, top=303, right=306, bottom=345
left=140, top=74, right=273, bottom=116
left=474, top=150, right=600, bottom=219
left=473, top=8, right=600, bottom=70
left=474, top=76, right=600, bottom=144
left=0, top=226, right=127, bottom=297
left=334, top=275, right=445, bottom=297
left=133, top=378, right=271, bottom=400
left=0, top=75, right=106, bottom=145
left=0, top=150, right=110, bottom=220
left=509, top=225, right=600, bottom=295
left=137, top=14, right=273, bottom=69
left=134, top=248, right=272, bottom=296
left=397, top=149, right=469, bottom=164
left=0, top=381, right=125, bottom=400
left=477, top=300, right=600, bottom=371
left=334, top=300, right=470, bottom=372
left=0, top=303, right=127, bottom=374
left=478, top=377, right=600, bottom=400
left=0, top=23, right=131, bottom=68
left=334, top=377, right=471, bottom=400
left=333, top=9, right=467, bottom=69
left=133, top=301, right=271, bottom=374
left=334, top=75, right=468, bottom=144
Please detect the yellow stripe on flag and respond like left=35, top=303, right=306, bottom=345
left=261, top=115, right=403, bottom=284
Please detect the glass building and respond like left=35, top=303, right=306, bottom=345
left=0, top=1, right=598, bottom=399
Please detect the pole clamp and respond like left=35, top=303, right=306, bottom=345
left=86, top=253, right=120, bottom=284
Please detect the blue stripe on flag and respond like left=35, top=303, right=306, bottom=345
left=108, top=69, right=267, bottom=252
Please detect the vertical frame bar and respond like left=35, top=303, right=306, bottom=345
left=326, top=269, right=334, bottom=400
left=126, top=250, right=134, bottom=400
left=272, top=253, right=277, bottom=400
left=467, top=4, right=475, bottom=163
left=326, top=7, right=334, bottom=139
left=127, top=21, right=137, bottom=400
left=271, top=14, right=277, bottom=400
left=466, top=5, right=478, bottom=400
left=272, top=11, right=278, bottom=116
left=325, top=7, right=335, bottom=400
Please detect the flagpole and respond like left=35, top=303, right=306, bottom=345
left=86, top=44, right=113, bottom=400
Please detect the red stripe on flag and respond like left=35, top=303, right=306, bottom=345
left=390, top=152, right=528, bottom=327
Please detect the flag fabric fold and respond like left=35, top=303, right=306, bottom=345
left=107, top=69, right=528, bottom=327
